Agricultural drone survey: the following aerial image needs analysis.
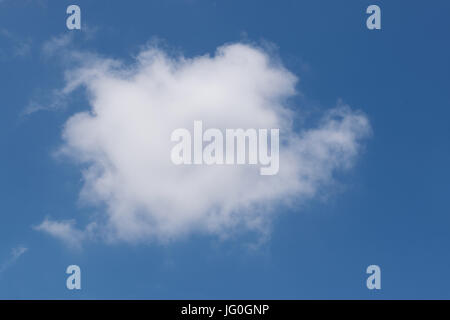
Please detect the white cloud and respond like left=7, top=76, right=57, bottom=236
left=23, top=88, right=68, bottom=116
left=23, top=31, right=101, bottom=115
left=33, top=219, right=90, bottom=249
left=11, top=246, right=27, bottom=259
left=22, top=34, right=77, bottom=115
left=36, top=42, right=371, bottom=245
left=0, top=246, right=28, bottom=274
left=41, top=33, right=73, bottom=57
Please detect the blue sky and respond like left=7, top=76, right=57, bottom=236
left=0, top=0, right=450, bottom=299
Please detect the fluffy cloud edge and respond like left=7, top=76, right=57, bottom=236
left=32, top=40, right=372, bottom=247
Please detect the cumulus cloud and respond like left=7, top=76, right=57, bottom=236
left=36, top=42, right=371, bottom=245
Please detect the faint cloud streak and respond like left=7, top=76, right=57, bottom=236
left=0, top=246, right=28, bottom=274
